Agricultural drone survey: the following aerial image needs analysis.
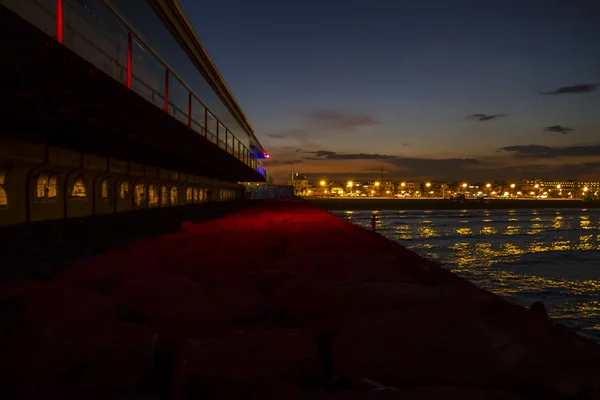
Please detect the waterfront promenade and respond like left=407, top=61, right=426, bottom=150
left=1, top=200, right=600, bottom=399
left=308, top=197, right=600, bottom=210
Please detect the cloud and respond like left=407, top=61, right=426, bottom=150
left=264, top=129, right=307, bottom=140
left=304, top=108, right=379, bottom=132
left=468, top=114, right=508, bottom=121
left=540, top=84, right=598, bottom=95
left=500, top=144, right=600, bottom=158
left=543, top=125, right=574, bottom=135
left=305, top=150, right=394, bottom=160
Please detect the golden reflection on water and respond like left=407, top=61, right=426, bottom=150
left=528, top=223, right=544, bottom=235
left=552, top=240, right=571, bottom=251
left=418, top=226, right=438, bottom=238
left=553, top=215, right=564, bottom=229
left=480, top=226, right=496, bottom=235
left=504, top=225, right=522, bottom=235
left=455, top=227, right=472, bottom=236
left=580, top=215, right=592, bottom=230
left=577, top=235, right=594, bottom=251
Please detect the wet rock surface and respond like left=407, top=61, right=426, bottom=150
left=1, top=200, right=599, bottom=399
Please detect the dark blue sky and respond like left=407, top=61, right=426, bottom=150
left=180, top=0, right=600, bottom=182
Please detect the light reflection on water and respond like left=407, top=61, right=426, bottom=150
left=338, top=208, right=600, bottom=341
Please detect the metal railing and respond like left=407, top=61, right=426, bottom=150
left=2, top=0, right=265, bottom=177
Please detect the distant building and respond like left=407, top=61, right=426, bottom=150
left=288, top=173, right=308, bottom=196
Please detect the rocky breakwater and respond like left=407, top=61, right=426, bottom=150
left=1, top=200, right=599, bottom=399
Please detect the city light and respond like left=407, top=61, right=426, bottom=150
left=288, top=178, right=598, bottom=200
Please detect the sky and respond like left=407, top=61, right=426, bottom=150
left=179, top=0, right=600, bottom=183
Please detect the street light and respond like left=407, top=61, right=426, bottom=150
left=534, top=184, right=540, bottom=189
left=510, top=183, right=516, bottom=189
left=462, top=183, right=468, bottom=188
left=425, top=182, right=431, bottom=188
left=320, top=180, right=326, bottom=186
left=375, top=181, right=380, bottom=187
left=346, top=181, right=353, bottom=187
left=486, top=183, right=491, bottom=188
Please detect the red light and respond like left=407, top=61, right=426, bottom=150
left=56, top=0, right=63, bottom=44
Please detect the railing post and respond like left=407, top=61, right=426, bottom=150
left=216, top=122, right=219, bottom=146
left=164, top=69, right=169, bottom=112
left=126, top=32, right=132, bottom=89
left=56, top=0, right=63, bottom=44
left=225, top=130, right=228, bottom=152
left=187, top=92, right=192, bottom=128
left=204, top=109, right=208, bottom=138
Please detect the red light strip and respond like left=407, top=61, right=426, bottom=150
left=56, top=0, right=63, bottom=43
left=126, top=32, right=132, bottom=89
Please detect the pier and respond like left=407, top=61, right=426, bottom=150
left=1, top=201, right=599, bottom=398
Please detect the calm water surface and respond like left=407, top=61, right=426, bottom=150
left=334, top=208, right=600, bottom=341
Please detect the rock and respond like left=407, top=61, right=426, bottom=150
left=170, top=329, right=320, bottom=399
left=0, top=320, right=156, bottom=399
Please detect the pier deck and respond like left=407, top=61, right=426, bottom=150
left=1, top=200, right=599, bottom=399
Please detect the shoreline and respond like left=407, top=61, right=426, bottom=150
left=306, top=197, right=600, bottom=210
